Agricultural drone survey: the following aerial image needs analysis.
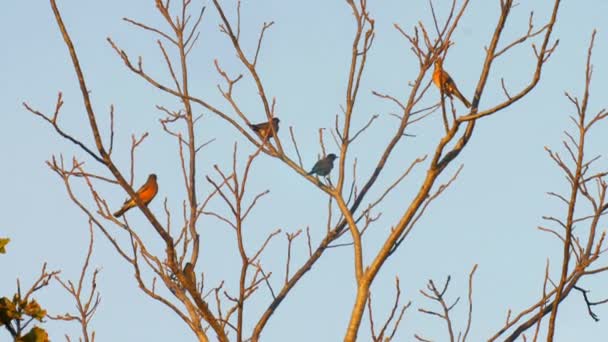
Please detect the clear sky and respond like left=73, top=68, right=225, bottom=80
left=3, top=0, right=608, bottom=341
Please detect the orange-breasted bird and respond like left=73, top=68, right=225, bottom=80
left=113, top=174, right=158, bottom=217
left=249, top=118, right=280, bottom=140
left=433, top=58, right=471, bottom=108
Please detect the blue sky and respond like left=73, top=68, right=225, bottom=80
left=3, top=0, right=608, bottom=341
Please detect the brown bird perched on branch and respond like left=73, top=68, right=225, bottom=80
left=113, top=174, right=158, bottom=217
left=433, top=57, right=471, bottom=108
left=183, top=262, right=196, bottom=287
left=249, top=117, right=280, bottom=140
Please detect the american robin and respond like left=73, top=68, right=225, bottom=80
left=433, top=58, right=471, bottom=108
left=308, top=153, right=338, bottom=177
left=249, top=118, right=280, bottom=140
left=113, top=174, right=158, bottom=217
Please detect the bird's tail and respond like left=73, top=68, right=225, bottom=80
left=453, top=88, right=471, bottom=108
left=113, top=207, right=127, bottom=218
left=113, top=201, right=134, bottom=217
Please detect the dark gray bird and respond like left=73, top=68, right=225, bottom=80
left=249, top=117, right=280, bottom=140
left=308, top=153, right=338, bottom=176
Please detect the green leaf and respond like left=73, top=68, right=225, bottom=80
left=19, top=326, right=50, bottom=342
left=0, top=297, right=20, bottom=324
left=0, top=238, right=9, bottom=254
left=24, top=299, right=46, bottom=321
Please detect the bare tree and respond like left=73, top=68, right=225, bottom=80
left=49, top=222, right=100, bottom=342
left=487, top=30, right=608, bottom=342
left=19, top=0, right=608, bottom=341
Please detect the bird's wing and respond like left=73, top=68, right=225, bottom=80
left=137, top=179, right=154, bottom=194
left=250, top=122, right=266, bottom=131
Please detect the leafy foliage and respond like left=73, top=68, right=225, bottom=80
left=0, top=238, right=9, bottom=254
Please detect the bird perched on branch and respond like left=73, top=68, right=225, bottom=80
left=249, top=117, right=280, bottom=141
left=183, top=262, right=196, bottom=287
left=433, top=57, right=471, bottom=108
left=113, top=174, right=158, bottom=217
left=308, top=153, right=338, bottom=177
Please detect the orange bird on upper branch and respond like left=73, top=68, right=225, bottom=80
left=433, top=57, right=471, bottom=108
left=113, top=174, right=158, bottom=217
left=249, top=117, right=280, bottom=141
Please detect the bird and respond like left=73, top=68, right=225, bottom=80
left=113, top=174, right=158, bottom=217
left=432, top=57, right=471, bottom=108
left=183, top=262, right=196, bottom=287
left=249, top=117, right=280, bottom=140
left=308, top=153, right=338, bottom=177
